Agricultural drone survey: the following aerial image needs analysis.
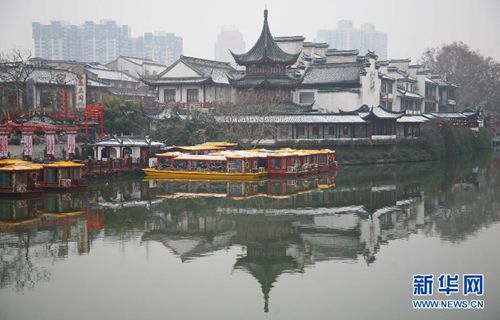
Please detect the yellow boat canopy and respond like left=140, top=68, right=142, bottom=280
left=0, top=163, right=44, bottom=171
left=43, top=161, right=85, bottom=168
left=0, top=159, right=31, bottom=166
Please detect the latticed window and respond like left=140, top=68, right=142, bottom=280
left=186, top=89, right=199, bottom=103
left=164, top=89, right=176, bottom=102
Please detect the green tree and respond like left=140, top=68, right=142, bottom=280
left=102, top=97, right=149, bottom=135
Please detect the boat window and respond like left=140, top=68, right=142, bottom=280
left=0, top=172, right=11, bottom=188
left=73, top=168, right=81, bottom=179
left=209, top=161, right=225, bottom=172
left=173, top=160, right=188, bottom=170
left=191, top=160, right=208, bottom=171
left=318, top=154, right=327, bottom=164
left=258, top=158, right=267, bottom=169
left=158, top=158, right=172, bottom=169
left=227, top=160, right=243, bottom=172
left=46, top=168, right=57, bottom=183
left=15, top=172, right=28, bottom=185
left=60, top=168, right=69, bottom=179
left=270, top=158, right=281, bottom=170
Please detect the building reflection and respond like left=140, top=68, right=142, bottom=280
left=1, top=156, right=499, bottom=311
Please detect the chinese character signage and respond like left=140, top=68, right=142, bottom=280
left=75, top=73, right=86, bottom=110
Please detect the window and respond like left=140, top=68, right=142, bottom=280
left=327, top=125, right=336, bottom=136
left=271, top=158, right=281, bottom=170
left=45, top=168, right=57, bottom=183
left=0, top=172, right=11, bottom=188
left=296, top=126, right=305, bottom=138
left=299, top=92, right=315, bottom=104
left=186, top=89, right=199, bottom=103
left=164, top=89, right=176, bottom=102
left=312, top=125, right=319, bottom=137
left=381, top=80, right=393, bottom=94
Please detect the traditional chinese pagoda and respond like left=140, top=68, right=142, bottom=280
left=229, top=9, right=307, bottom=113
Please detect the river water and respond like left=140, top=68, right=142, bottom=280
left=1, top=155, right=499, bottom=320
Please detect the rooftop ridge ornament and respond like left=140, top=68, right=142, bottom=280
left=229, top=9, right=300, bottom=66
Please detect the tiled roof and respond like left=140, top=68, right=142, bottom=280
left=153, top=56, right=236, bottom=85
left=325, top=49, right=359, bottom=56
left=215, top=114, right=366, bottom=124
left=303, top=42, right=329, bottom=48
left=86, top=64, right=138, bottom=82
left=94, top=136, right=164, bottom=147
left=397, top=115, right=429, bottom=123
left=397, top=89, right=423, bottom=99
left=301, top=62, right=362, bottom=86
left=230, top=10, right=300, bottom=66
left=359, top=105, right=405, bottom=119
left=274, top=36, right=306, bottom=42
left=228, top=75, right=301, bottom=88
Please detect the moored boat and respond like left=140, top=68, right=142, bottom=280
left=144, top=152, right=267, bottom=180
left=0, top=163, right=44, bottom=196
left=42, top=161, right=87, bottom=190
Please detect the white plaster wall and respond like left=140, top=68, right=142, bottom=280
left=360, top=58, right=381, bottom=107
left=276, top=41, right=304, bottom=54
left=325, top=55, right=358, bottom=63
left=316, top=91, right=360, bottom=112
left=117, top=59, right=142, bottom=78
left=161, top=62, right=199, bottom=78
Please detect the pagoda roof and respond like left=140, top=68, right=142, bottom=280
left=228, top=74, right=301, bottom=88
left=230, top=10, right=300, bottom=66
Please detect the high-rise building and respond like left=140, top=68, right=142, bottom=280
left=133, top=32, right=183, bottom=66
left=32, top=20, right=182, bottom=65
left=214, top=26, right=245, bottom=64
left=315, top=20, right=387, bottom=59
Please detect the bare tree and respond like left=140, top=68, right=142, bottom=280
left=420, top=42, right=500, bottom=113
left=216, top=93, right=286, bottom=148
left=0, top=49, right=42, bottom=111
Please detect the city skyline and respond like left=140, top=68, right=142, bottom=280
left=1, top=0, right=499, bottom=63
left=32, top=20, right=182, bottom=65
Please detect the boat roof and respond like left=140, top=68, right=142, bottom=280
left=200, top=141, right=238, bottom=148
left=0, top=159, right=31, bottom=166
left=43, top=161, right=85, bottom=168
left=0, top=163, right=44, bottom=171
left=172, top=154, right=227, bottom=161
left=164, top=145, right=226, bottom=152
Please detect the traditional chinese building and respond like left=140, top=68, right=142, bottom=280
left=229, top=10, right=308, bottom=113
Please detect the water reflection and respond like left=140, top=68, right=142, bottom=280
left=1, top=154, right=499, bottom=314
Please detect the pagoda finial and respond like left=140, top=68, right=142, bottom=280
left=264, top=7, right=268, bottom=21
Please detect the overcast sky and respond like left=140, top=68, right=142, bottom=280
left=1, top=0, right=499, bottom=62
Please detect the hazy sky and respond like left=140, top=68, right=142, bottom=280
left=1, top=0, right=499, bottom=62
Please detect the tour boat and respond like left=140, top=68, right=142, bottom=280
left=0, top=163, right=44, bottom=196
left=144, top=152, right=267, bottom=180
left=42, top=161, right=87, bottom=190
left=266, top=149, right=337, bottom=177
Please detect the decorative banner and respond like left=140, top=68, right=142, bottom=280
left=67, top=132, right=76, bottom=155
left=0, top=134, right=8, bottom=157
left=46, top=132, right=56, bottom=157
left=22, top=133, right=33, bottom=157
left=75, top=73, right=86, bottom=110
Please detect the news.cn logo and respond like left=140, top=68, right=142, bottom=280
left=412, top=274, right=484, bottom=310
